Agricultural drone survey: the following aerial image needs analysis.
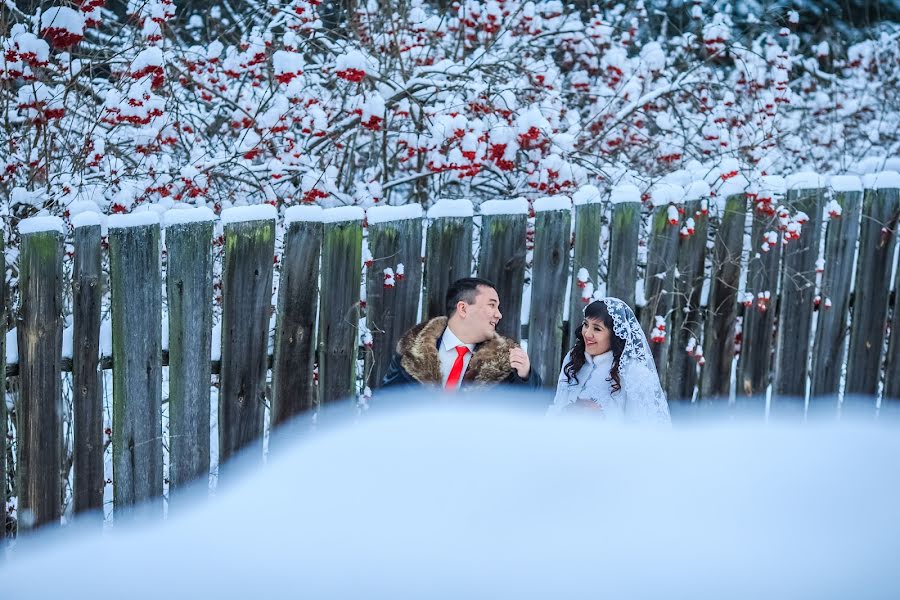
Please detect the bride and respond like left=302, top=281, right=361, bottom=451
left=549, top=298, right=671, bottom=424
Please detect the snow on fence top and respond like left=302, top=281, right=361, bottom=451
left=862, top=171, right=900, bottom=190
left=220, top=204, right=278, bottom=225
left=163, top=206, right=216, bottom=227
left=107, top=211, right=160, bottom=229
left=366, top=204, right=424, bottom=225
left=610, top=184, right=640, bottom=204
left=18, top=215, right=66, bottom=235
left=479, top=198, right=529, bottom=215
left=684, top=180, right=711, bottom=201
left=284, top=205, right=324, bottom=224
left=572, top=185, right=603, bottom=206
left=71, top=211, right=103, bottom=229
left=785, top=172, right=827, bottom=190
left=649, top=183, right=685, bottom=207
left=427, top=199, right=474, bottom=219
left=758, top=175, right=787, bottom=196
left=533, top=195, right=571, bottom=213
left=322, top=206, right=365, bottom=223
left=718, top=173, right=750, bottom=197
left=830, top=175, right=863, bottom=193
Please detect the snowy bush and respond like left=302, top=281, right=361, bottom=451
left=0, top=0, right=897, bottom=221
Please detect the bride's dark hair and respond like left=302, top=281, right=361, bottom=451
left=563, top=299, right=625, bottom=392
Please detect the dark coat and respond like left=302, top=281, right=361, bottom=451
left=381, top=317, right=542, bottom=390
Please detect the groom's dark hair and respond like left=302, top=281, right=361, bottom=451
left=445, top=277, right=497, bottom=316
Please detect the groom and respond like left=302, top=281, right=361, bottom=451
left=381, top=277, right=542, bottom=390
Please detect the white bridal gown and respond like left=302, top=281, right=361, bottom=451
left=550, top=350, right=671, bottom=424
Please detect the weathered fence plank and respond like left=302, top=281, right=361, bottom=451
left=108, top=215, right=163, bottom=514
left=272, top=207, right=323, bottom=425
left=884, top=266, right=900, bottom=404
left=667, top=191, right=709, bottom=402
left=165, top=210, right=214, bottom=493
left=365, top=205, right=424, bottom=388
left=0, top=234, right=5, bottom=535
left=424, top=200, right=473, bottom=320
left=772, top=178, right=826, bottom=407
left=810, top=180, right=863, bottom=403
left=477, top=199, right=528, bottom=342
left=736, top=178, right=785, bottom=401
left=218, top=208, right=276, bottom=467
left=318, top=207, right=364, bottom=404
left=845, top=181, right=900, bottom=398
left=528, top=197, right=572, bottom=386
left=71, top=221, right=103, bottom=517
left=16, top=220, right=65, bottom=531
left=568, top=189, right=603, bottom=346
left=641, top=189, right=682, bottom=382
left=700, top=191, right=748, bottom=400
left=607, top=186, right=641, bottom=308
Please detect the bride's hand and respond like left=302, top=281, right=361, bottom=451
left=568, top=398, right=601, bottom=412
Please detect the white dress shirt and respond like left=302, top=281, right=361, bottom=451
left=439, top=326, right=476, bottom=388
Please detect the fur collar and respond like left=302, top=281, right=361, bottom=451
left=397, top=317, right=517, bottom=387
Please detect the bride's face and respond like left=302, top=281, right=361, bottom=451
left=581, top=317, right=611, bottom=356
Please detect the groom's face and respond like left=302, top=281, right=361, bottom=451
left=465, top=285, right=502, bottom=342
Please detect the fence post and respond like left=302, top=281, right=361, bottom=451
left=607, top=185, right=641, bottom=308
left=0, top=232, right=4, bottom=536
left=736, top=177, right=785, bottom=404
left=272, top=206, right=323, bottom=426
left=318, top=207, right=364, bottom=405
left=884, top=262, right=900, bottom=406
left=424, top=200, right=473, bottom=321
left=700, top=188, right=748, bottom=401
left=845, top=174, right=900, bottom=404
left=365, top=205, right=424, bottom=388
left=528, top=196, right=572, bottom=386
left=218, top=206, right=276, bottom=469
left=641, top=185, right=683, bottom=384
left=15, top=218, right=65, bottom=531
left=667, top=183, right=710, bottom=402
left=164, top=209, right=215, bottom=495
left=108, top=213, right=163, bottom=516
left=809, top=178, right=863, bottom=410
left=568, top=187, right=603, bottom=346
left=772, top=174, right=826, bottom=415
left=71, top=217, right=103, bottom=518
left=477, top=199, right=528, bottom=342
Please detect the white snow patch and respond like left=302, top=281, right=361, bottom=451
left=533, top=195, right=571, bottom=213
left=71, top=211, right=103, bottom=229
left=829, top=176, right=863, bottom=194
left=684, top=181, right=710, bottom=202
left=610, top=184, right=640, bottom=204
left=107, top=211, right=160, bottom=229
left=284, top=205, right=325, bottom=224
left=322, top=206, right=365, bottom=224
left=479, top=198, right=529, bottom=216
left=18, top=215, right=66, bottom=235
left=862, top=171, right=900, bottom=190
left=572, top=185, right=603, bottom=206
left=785, top=172, right=827, bottom=190
left=367, top=204, right=424, bottom=225
left=221, top=204, right=278, bottom=225
left=427, top=199, right=474, bottom=219
left=649, top=183, right=684, bottom=207
left=163, top=207, right=216, bottom=227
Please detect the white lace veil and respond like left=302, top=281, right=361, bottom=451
left=589, top=297, right=671, bottom=424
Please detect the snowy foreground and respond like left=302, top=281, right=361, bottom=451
left=3, top=392, right=900, bottom=599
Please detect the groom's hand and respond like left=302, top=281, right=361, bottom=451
left=509, top=347, right=531, bottom=379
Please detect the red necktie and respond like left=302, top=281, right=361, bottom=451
left=445, top=346, right=470, bottom=390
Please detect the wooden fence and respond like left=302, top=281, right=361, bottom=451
left=3, top=173, right=900, bottom=532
